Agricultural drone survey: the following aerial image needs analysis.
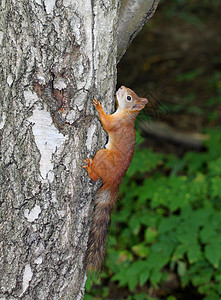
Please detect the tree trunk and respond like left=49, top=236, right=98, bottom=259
left=0, top=0, right=158, bottom=299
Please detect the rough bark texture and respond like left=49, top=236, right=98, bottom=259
left=0, top=0, right=159, bottom=299
left=0, top=0, right=118, bottom=299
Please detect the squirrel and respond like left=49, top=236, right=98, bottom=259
left=83, top=86, right=148, bottom=271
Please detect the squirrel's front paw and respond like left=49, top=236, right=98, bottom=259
left=93, top=98, right=101, bottom=108
left=82, top=158, right=92, bottom=170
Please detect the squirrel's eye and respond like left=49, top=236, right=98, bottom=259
left=127, top=95, right=132, bottom=101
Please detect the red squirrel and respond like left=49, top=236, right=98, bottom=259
left=83, top=86, right=148, bottom=271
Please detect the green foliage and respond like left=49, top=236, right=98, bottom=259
left=176, top=68, right=204, bottom=82
left=85, top=128, right=221, bottom=299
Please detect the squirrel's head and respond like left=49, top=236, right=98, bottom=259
left=116, top=86, right=148, bottom=112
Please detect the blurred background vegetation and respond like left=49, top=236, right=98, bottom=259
left=85, top=0, right=221, bottom=299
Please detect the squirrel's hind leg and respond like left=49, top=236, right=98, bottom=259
left=82, top=158, right=99, bottom=181
left=83, top=148, right=114, bottom=182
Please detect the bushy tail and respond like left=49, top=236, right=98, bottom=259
left=85, top=185, right=118, bottom=272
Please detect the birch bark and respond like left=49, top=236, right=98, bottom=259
left=0, top=1, right=118, bottom=299
left=0, top=0, right=158, bottom=299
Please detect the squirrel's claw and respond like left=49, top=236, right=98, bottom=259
left=82, top=158, right=92, bottom=169
left=93, top=98, right=100, bottom=107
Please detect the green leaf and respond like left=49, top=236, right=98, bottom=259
left=129, top=215, right=141, bottom=236
left=187, top=242, right=202, bottom=264
left=208, top=157, right=221, bottom=176
left=203, top=293, right=220, bottom=300
left=158, top=216, right=180, bottom=233
left=200, top=223, right=217, bottom=243
left=128, top=274, right=138, bottom=292
left=191, top=269, right=213, bottom=286
left=145, top=227, right=158, bottom=243
left=134, top=293, right=149, bottom=300
left=126, top=260, right=147, bottom=291
left=139, top=268, right=150, bottom=286
left=191, top=207, right=213, bottom=226
left=111, top=268, right=129, bottom=287
left=177, top=261, right=186, bottom=277
left=147, top=247, right=171, bottom=271
left=106, top=249, right=131, bottom=273
left=132, top=243, right=150, bottom=258
left=150, top=269, right=162, bottom=286
left=198, top=283, right=215, bottom=295
left=211, top=177, right=221, bottom=198
left=205, top=242, right=221, bottom=268
left=101, top=287, right=109, bottom=298
left=205, top=128, right=221, bottom=158
left=214, top=283, right=221, bottom=294
left=135, top=130, right=145, bottom=145
left=215, top=273, right=221, bottom=282
left=172, top=245, right=186, bottom=261
left=182, top=152, right=207, bottom=174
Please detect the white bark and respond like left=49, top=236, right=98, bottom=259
left=0, top=0, right=118, bottom=299
left=0, top=0, right=159, bottom=299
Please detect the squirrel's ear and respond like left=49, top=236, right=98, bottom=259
left=131, top=102, right=145, bottom=111
left=131, top=98, right=148, bottom=111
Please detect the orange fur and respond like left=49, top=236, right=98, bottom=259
left=83, top=86, right=148, bottom=271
